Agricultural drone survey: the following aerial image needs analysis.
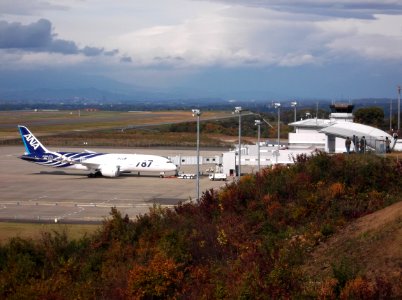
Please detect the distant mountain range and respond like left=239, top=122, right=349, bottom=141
left=0, top=68, right=290, bottom=105
left=0, top=69, right=398, bottom=112
left=0, top=70, right=175, bottom=102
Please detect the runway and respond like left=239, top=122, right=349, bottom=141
left=0, top=146, right=228, bottom=223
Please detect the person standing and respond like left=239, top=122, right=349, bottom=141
left=345, top=137, right=351, bottom=154
left=392, top=129, right=398, bottom=141
left=353, top=135, right=359, bottom=153
left=385, top=137, right=391, bottom=153
left=360, top=136, right=366, bottom=153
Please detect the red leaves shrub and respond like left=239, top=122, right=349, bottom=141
left=340, top=276, right=394, bottom=299
left=127, top=252, right=184, bottom=299
left=329, top=182, right=345, bottom=199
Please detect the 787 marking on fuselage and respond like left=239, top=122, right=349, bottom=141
left=136, top=160, right=153, bottom=168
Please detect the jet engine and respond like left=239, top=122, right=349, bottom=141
left=99, top=165, right=120, bottom=177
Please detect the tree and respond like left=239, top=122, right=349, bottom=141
left=354, top=107, right=384, bottom=128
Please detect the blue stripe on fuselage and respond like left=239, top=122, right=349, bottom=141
left=20, top=152, right=105, bottom=168
left=59, top=152, right=105, bottom=162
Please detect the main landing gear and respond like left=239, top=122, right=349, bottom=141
left=88, top=171, right=102, bottom=178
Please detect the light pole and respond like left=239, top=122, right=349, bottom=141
left=274, top=103, right=281, bottom=164
left=192, top=109, right=201, bottom=201
left=398, top=85, right=401, bottom=132
left=291, top=101, right=297, bottom=122
left=255, top=120, right=262, bottom=172
left=390, top=98, right=393, bottom=131
left=291, top=101, right=297, bottom=133
left=234, top=106, right=242, bottom=178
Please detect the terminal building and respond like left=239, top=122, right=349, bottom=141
left=170, top=103, right=399, bottom=177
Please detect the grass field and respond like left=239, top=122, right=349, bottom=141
left=0, top=110, right=233, bottom=139
left=0, top=222, right=100, bottom=244
left=0, top=109, right=241, bottom=148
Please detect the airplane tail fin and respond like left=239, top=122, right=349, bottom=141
left=18, top=125, right=49, bottom=156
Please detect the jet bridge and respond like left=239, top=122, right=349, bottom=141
left=320, top=122, right=393, bottom=153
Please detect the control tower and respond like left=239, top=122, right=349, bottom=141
left=329, top=103, right=354, bottom=123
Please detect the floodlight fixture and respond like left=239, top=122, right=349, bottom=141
left=234, top=106, right=243, bottom=113
left=291, top=101, right=298, bottom=124
left=192, top=109, right=201, bottom=117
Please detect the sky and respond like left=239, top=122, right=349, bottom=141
left=1, top=0, right=402, bottom=100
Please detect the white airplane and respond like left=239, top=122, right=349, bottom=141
left=18, top=125, right=177, bottom=178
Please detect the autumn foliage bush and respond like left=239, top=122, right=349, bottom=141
left=0, top=153, right=401, bottom=298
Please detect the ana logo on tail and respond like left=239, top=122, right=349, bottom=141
left=24, top=133, right=40, bottom=150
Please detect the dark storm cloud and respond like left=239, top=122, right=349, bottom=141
left=81, top=46, right=105, bottom=56
left=104, top=49, right=119, bottom=56
left=120, top=56, right=132, bottom=63
left=0, top=18, right=51, bottom=48
left=206, top=0, right=402, bottom=19
left=49, top=39, right=79, bottom=54
left=0, top=19, right=117, bottom=57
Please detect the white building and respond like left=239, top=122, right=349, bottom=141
left=221, top=143, right=319, bottom=176
left=170, top=103, right=398, bottom=177
left=288, top=103, right=355, bottom=153
left=220, top=103, right=397, bottom=176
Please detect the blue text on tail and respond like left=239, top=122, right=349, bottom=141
left=18, top=125, right=49, bottom=156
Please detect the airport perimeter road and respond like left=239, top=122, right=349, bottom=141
left=0, top=146, right=229, bottom=223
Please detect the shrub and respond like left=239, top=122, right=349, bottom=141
left=127, top=252, right=184, bottom=298
left=331, top=257, right=360, bottom=296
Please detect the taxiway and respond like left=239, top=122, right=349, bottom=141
left=0, top=146, right=228, bottom=223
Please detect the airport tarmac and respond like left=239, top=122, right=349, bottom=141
left=0, top=146, right=230, bottom=223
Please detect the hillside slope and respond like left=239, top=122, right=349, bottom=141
left=0, top=153, right=400, bottom=299
left=303, top=201, right=402, bottom=297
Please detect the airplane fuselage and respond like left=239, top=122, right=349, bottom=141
left=21, top=152, right=177, bottom=176
left=18, top=125, right=177, bottom=178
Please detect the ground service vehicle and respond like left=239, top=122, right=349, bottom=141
left=177, top=173, right=196, bottom=179
left=209, top=173, right=227, bottom=181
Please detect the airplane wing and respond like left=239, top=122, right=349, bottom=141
left=84, top=149, right=96, bottom=153
left=62, top=156, right=120, bottom=177
left=58, top=155, right=100, bottom=170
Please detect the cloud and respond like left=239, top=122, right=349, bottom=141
left=113, top=2, right=402, bottom=70
left=0, top=1, right=401, bottom=98
left=81, top=46, right=105, bottom=57
left=120, top=56, right=132, bottom=63
left=115, top=7, right=326, bottom=68
left=49, top=39, right=79, bottom=55
left=203, top=0, right=402, bottom=19
left=0, top=0, right=67, bottom=16
left=0, top=19, right=117, bottom=57
left=0, top=19, right=51, bottom=49
left=317, top=14, right=402, bottom=60
left=105, top=49, right=119, bottom=56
